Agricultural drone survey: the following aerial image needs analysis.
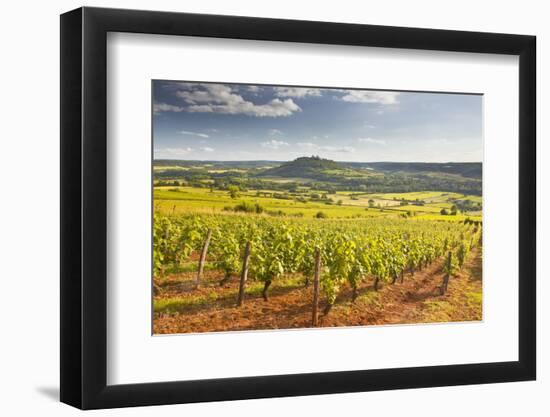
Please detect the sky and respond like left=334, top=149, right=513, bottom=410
left=153, top=81, right=482, bottom=163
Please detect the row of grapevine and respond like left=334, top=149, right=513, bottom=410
left=153, top=212, right=481, bottom=314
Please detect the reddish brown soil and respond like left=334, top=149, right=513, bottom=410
left=153, top=248, right=482, bottom=334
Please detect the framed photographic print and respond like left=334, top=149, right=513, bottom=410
left=60, top=6, right=536, bottom=410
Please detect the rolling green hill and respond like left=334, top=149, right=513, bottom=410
left=153, top=156, right=482, bottom=195
left=344, top=162, right=482, bottom=179
left=257, top=156, right=371, bottom=180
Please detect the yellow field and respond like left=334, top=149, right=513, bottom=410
left=154, top=186, right=482, bottom=221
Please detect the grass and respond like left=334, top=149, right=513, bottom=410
left=330, top=194, right=401, bottom=208
left=161, top=261, right=217, bottom=276
left=154, top=292, right=220, bottom=314
left=411, top=213, right=482, bottom=222
left=365, top=191, right=463, bottom=201
left=421, top=300, right=456, bottom=321
left=465, top=291, right=482, bottom=306
left=420, top=288, right=482, bottom=323
left=385, top=204, right=445, bottom=213
left=458, top=195, right=483, bottom=203
left=154, top=275, right=305, bottom=315
left=154, top=186, right=482, bottom=221
left=154, top=187, right=392, bottom=219
left=245, top=275, right=305, bottom=297
left=153, top=165, right=190, bottom=171
left=355, top=289, right=382, bottom=307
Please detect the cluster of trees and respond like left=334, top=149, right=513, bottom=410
left=223, top=201, right=304, bottom=218
left=154, top=158, right=482, bottom=196
left=449, top=198, right=483, bottom=212
left=440, top=205, right=459, bottom=216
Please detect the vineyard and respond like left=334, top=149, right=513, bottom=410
left=153, top=211, right=482, bottom=333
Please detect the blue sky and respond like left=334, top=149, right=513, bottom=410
left=153, top=81, right=482, bottom=162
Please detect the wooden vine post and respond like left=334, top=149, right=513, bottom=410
left=312, top=247, right=321, bottom=327
left=153, top=281, right=161, bottom=296
left=441, top=250, right=452, bottom=295
left=237, top=241, right=252, bottom=307
left=196, top=228, right=212, bottom=289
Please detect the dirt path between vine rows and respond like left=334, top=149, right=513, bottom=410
left=153, top=248, right=482, bottom=334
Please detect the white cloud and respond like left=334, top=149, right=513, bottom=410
left=200, top=147, right=214, bottom=152
left=273, top=87, right=322, bottom=98
left=261, top=140, right=290, bottom=149
left=324, top=145, right=356, bottom=153
left=358, top=137, right=386, bottom=145
left=365, top=124, right=376, bottom=128
left=268, top=129, right=283, bottom=136
left=340, top=91, right=400, bottom=104
left=153, top=102, right=184, bottom=114
left=176, top=84, right=301, bottom=117
left=247, top=85, right=261, bottom=93
left=179, top=130, right=209, bottom=138
left=297, top=142, right=355, bottom=153
left=154, top=147, right=193, bottom=158
left=186, top=99, right=300, bottom=117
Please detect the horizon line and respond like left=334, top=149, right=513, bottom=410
left=153, top=158, right=483, bottom=164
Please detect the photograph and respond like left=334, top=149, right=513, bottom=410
left=152, top=81, right=483, bottom=335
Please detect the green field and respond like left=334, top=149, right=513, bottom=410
left=153, top=157, right=482, bottom=222
left=154, top=186, right=482, bottom=221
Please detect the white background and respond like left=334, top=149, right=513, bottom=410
left=108, top=33, right=518, bottom=384
left=0, top=0, right=546, bottom=416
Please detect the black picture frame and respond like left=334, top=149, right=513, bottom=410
left=60, top=6, right=536, bottom=410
